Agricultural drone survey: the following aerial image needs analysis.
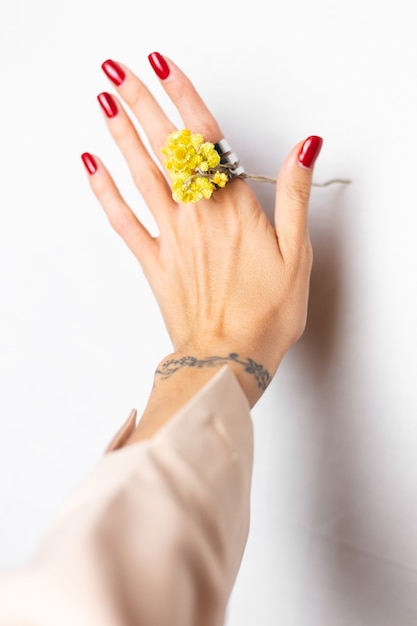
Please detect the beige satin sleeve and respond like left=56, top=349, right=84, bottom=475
left=0, top=366, right=253, bottom=626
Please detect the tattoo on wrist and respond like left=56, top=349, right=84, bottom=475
left=155, top=353, right=271, bottom=390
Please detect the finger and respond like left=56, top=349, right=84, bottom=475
left=96, top=91, right=174, bottom=224
left=101, top=58, right=176, bottom=162
left=81, top=152, right=158, bottom=271
left=147, top=52, right=223, bottom=144
left=101, top=56, right=247, bottom=207
left=274, top=136, right=323, bottom=256
left=147, top=53, right=257, bottom=207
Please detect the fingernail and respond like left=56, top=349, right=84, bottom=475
left=148, top=52, right=170, bottom=80
left=298, top=136, right=323, bottom=169
left=97, top=92, right=118, bottom=118
left=102, top=59, right=126, bottom=86
left=81, top=152, right=97, bottom=175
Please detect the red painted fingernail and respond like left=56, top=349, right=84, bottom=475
left=298, top=136, right=323, bottom=169
left=81, top=152, right=97, bottom=175
left=102, top=59, right=126, bottom=86
left=97, top=92, right=118, bottom=118
left=148, top=52, right=170, bottom=80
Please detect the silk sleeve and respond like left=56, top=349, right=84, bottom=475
left=0, top=366, right=253, bottom=626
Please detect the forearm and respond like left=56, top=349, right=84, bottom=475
left=125, top=350, right=273, bottom=445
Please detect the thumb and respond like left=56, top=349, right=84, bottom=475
left=274, top=135, right=323, bottom=254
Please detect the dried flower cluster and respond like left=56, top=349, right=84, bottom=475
left=161, top=129, right=229, bottom=203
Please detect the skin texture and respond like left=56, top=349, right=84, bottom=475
left=84, top=55, right=319, bottom=442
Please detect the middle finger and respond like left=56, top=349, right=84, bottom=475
left=102, top=59, right=178, bottom=163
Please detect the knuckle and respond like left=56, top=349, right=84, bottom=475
left=133, top=166, right=161, bottom=196
left=192, top=121, right=215, bottom=142
left=110, top=212, right=135, bottom=237
left=169, top=84, right=217, bottom=142
left=283, top=234, right=313, bottom=264
left=110, top=117, right=130, bottom=143
left=171, top=82, right=192, bottom=108
left=285, top=179, right=311, bottom=206
left=127, top=83, right=145, bottom=111
left=292, top=240, right=314, bottom=277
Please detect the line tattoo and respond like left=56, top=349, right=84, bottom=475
left=155, top=353, right=271, bottom=390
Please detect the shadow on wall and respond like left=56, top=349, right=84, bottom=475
left=303, top=195, right=343, bottom=379
left=291, top=187, right=416, bottom=625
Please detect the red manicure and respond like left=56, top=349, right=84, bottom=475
left=81, top=152, right=97, bottom=175
left=102, top=59, right=126, bottom=86
left=148, top=52, right=170, bottom=80
left=97, top=92, right=118, bottom=118
left=298, top=136, right=323, bottom=169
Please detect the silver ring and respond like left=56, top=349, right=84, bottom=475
left=214, top=139, right=245, bottom=179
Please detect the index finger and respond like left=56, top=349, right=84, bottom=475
left=147, top=52, right=224, bottom=145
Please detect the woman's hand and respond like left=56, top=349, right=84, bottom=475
left=82, top=53, right=321, bottom=407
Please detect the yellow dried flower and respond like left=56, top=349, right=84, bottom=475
left=161, top=129, right=228, bottom=203
left=212, top=172, right=228, bottom=188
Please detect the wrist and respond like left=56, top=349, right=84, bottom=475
left=124, top=349, right=277, bottom=447
left=126, top=352, right=223, bottom=445
left=157, top=348, right=277, bottom=408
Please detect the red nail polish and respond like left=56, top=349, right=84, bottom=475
left=298, top=136, right=323, bottom=169
left=81, top=152, right=97, bottom=175
left=97, top=92, right=118, bottom=118
left=102, top=59, right=126, bottom=86
left=148, top=52, right=170, bottom=80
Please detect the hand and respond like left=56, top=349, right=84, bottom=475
left=82, top=53, right=321, bottom=406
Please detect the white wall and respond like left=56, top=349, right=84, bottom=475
left=1, top=0, right=416, bottom=623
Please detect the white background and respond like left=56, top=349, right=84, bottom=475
left=1, top=0, right=417, bottom=624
